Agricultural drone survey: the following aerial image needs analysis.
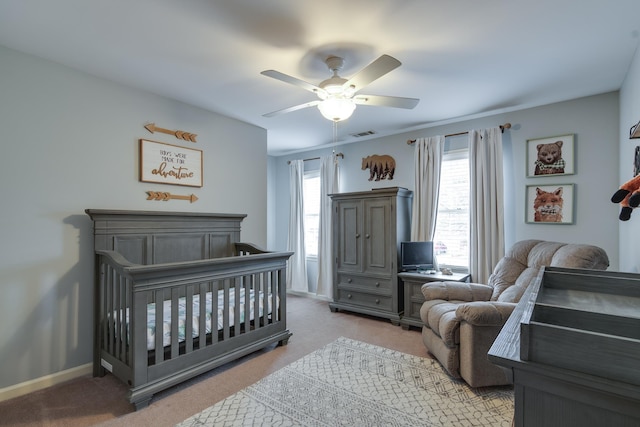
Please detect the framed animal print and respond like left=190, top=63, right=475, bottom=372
left=526, top=134, right=575, bottom=177
left=526, top=184, right=574, bottom=224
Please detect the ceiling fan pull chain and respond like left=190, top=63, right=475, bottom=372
left=332, top=121, right=340, bottom=164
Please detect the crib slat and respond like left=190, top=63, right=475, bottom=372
left=212, top=282, right=218, bottom=346
left=125, top=278, right=132, bottom=365
left=222, top=280, right=230, bottom=341
left=234, top=277, right=241, bottom=333
left=170, top=287, right=180, bottom=359
left=106, top=266, right=114, bottom=354
left=244, top=274, right=251, bottom=334
left=114, top=275, right=121, bottom=360
left=154, top=289, right=164, bottom=364
left=274, top=269, right=280, bottom=322
left=199, top=283, right=207, bottom=349
left=101, top=264, right=108, bottom=355
left=272, top=270, right=277, bottom=323
left=211, top=281, right=218, bottom=345
left=273, top=270, right=278, bottom=324
left=275, top=268, right=283, bottom=322
left=120, top=276, right=127, bottom=362
left=254, top=273, right=261, bottom=330
left=263, top=271, right=270, bottom=325
left=118, top=275, right=126, bottom=359
left=185, top=285, right=193, bottom=354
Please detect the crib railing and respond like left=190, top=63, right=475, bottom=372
left=94, top=244, right=292, bottom=390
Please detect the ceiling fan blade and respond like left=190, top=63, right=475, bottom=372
left=262, top=100, right=321, bottom=118
left=261, top=70, right=325, bottom=95
left=354, top=94, right=419, bottom=109
left=343, top=54, right=402, bottom=93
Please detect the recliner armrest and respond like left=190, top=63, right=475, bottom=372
left=421, top=281, right=493, bottom=302
left=455, top=301, right=516, bottom=326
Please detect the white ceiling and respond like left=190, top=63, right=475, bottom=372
left=1, top=1, right=639, bottom=155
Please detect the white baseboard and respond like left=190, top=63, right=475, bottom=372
left=0, top=363, right=92, bottom=403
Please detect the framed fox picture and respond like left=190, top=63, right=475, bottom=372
left=526, top=184, right=574, bottom=224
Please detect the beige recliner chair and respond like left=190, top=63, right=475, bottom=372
left=420, top=239, right=609, bottom=388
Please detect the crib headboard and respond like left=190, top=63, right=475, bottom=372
left=85, top=209, right=247, bottom=265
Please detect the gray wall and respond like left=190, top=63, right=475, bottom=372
left=618, top=44, right=640, bottom=272
left=0, top=45, right=268, bottom=389
left=271, top=92, right=621, bottom=272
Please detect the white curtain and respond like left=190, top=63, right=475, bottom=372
left=316, top=154, right=340, bottom=299
left=411, top=136, right=445, bottom=268
left=469, top=127, right=505, bottom=284
left=286, top=160, right=308, bottom=292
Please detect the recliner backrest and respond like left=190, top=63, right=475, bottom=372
left=486, top=240, right=609, bottom=303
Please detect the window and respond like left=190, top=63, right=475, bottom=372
left=303, top=170, right=321, bottom=258
left=434, top=149, right=470, bottom=269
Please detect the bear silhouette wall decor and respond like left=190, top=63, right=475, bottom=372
left=362, top=154, right=396, bottom=181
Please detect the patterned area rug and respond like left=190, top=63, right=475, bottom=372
left=177, top=337, right=514, bottom=426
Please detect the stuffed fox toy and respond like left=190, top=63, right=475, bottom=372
left=611, top=174, right=640, bottom=221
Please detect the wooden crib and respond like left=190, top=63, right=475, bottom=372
left=85, top=209, right=292, bottom=410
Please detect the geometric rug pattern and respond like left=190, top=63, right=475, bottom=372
left=176, top=337, right=514, bottom=426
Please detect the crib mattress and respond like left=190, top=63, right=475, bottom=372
left=148, top=288, right=272, bottom=350
left=110, top=288, right=272, bottom=350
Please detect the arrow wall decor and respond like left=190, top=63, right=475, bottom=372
left=146, top=191, right=199, bottom=203
left=144, top=123, right=197, bottom=142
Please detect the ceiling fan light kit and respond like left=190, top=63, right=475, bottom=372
left=261, top=54, right=419, bottom=122
left=318, top=97, right=356, bottom=122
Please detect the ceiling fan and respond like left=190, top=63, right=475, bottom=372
left=261, top=54, right=419, bottom=122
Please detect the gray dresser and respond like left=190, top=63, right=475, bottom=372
left=329, top=187, right=412, bottom=325
left=489, top=266, right=640, bottom=426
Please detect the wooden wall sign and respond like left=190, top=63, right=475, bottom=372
left=144, top=123, right=197, bottom=142
left=146, top=191, right=198, bottom=203
left=139, top=139, right=203, bottom=187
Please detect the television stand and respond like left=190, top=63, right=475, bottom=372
left=398, top=271, right=470, bottom=329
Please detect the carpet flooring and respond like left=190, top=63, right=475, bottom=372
left=177, top=337, right=514, bottom=427
left=0, top=296, right=513, bottom=427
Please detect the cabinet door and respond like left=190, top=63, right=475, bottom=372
left=363, top=197, right=393, bottom=275
left=335, top=200, right=362, bottom=272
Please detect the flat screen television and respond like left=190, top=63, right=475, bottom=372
left=400, top=241, right=434, bottom=271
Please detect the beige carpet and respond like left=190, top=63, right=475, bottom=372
left=177, top=337, right=514, bottom=427
left=0, top=296, right=512, bottom=427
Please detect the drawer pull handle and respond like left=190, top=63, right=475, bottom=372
left=375, top=299, right=380, bottom=304
left=347, top=278, right=352, bottom=283
left=347, top=294, right=352, bottom=299
left=375, top=282, right=380, bottom=287
left=355, top=233, right=360, bottom=238
left=366, top=234, right=370, bottom=238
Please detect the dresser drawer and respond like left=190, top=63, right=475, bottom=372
left=337, top=273, right=392, bottom=291
left=336, top=289, right=393, bottom=311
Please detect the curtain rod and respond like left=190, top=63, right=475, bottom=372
left=287, top=152, right=344, bottom=164
left=406, top=122, right=512, bottom=145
